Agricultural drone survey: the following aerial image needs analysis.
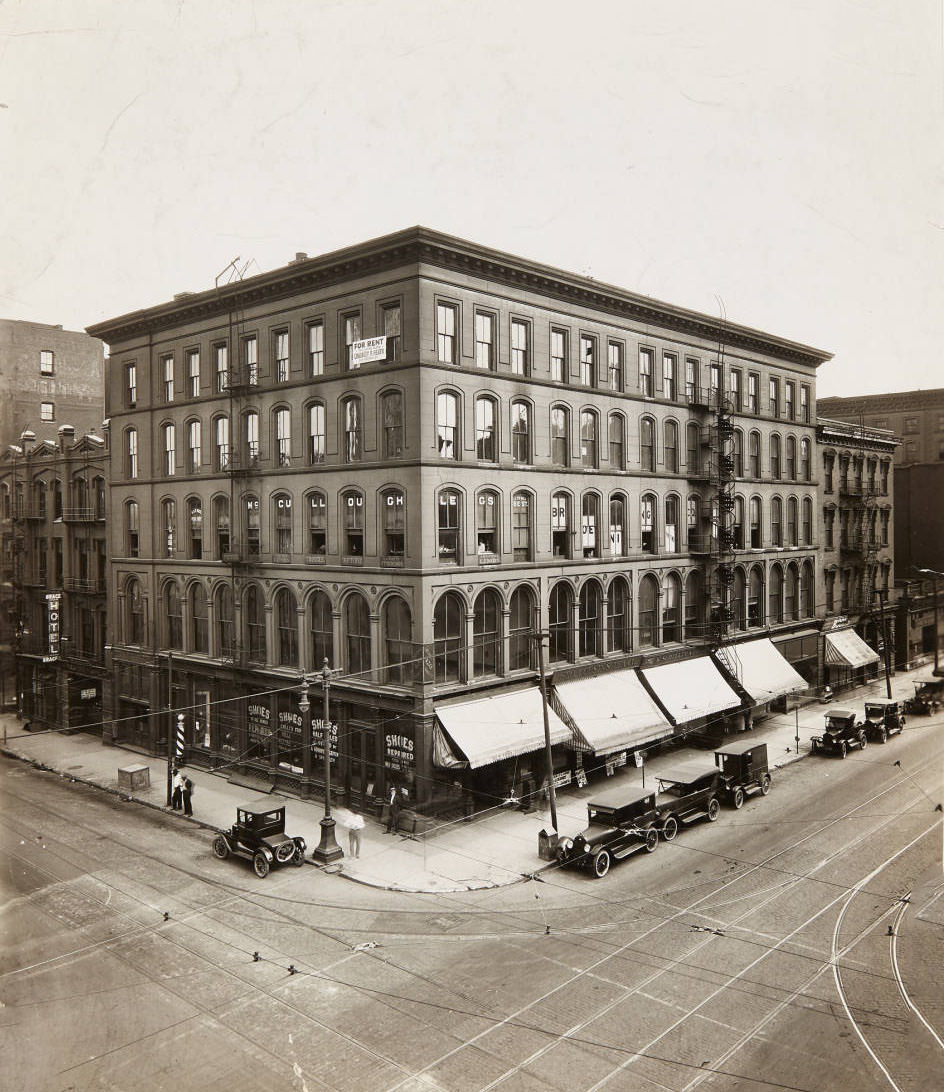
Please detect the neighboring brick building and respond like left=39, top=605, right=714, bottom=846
left=818, top=388, right=944, bottom=466
left=0, top=319, right=105, bottom=452
left=87, top=227, right=831, bottom=813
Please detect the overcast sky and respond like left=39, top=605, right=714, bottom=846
left=1, top=0, right=941, bottom=397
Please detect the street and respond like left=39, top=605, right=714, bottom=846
left=2, top=718, right=943, bottom=1092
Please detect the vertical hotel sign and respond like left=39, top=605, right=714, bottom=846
left=45, top=592, right=62, bottom=661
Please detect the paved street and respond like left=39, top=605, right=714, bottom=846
left=2, top=705, right=942, bottom=1092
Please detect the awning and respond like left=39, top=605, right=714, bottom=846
left=715, top=638, right=808, bottom=704
left=642, top=656, right=742, bottom=724
left=434, top=689, right=572, bottom=769
left=824, top=629, right=879, bottom=669
left=555, top=671, right=673, bottom=755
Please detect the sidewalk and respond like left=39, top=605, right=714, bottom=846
left=0, top=664, right=933, bottom=894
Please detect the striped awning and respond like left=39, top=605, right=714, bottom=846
left=825, top=629, right=879, bottom=669
left=642, top=656, right=742, bottom=725
left=716, top=638, right=808, bottom=703
left=555, top=671, right=673, bottom=755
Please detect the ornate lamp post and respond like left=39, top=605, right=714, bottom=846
left=299, top=658, right=343, bottom=864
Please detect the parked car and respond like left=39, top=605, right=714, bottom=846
left=810, top=708, right=868, bottom=758
left=653, top=762, right=723, bottom=840
left=556, top=787, right=660, bottom=878
left=713, top=740, right=772, bottom=806
left=212, top=797, right=307, bottom=877
left=903, top=678, right=943, bottom=716
left=862, top=697, right=905, bottom=743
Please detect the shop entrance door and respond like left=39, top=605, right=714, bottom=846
left=345, top=724, right=380, bottom=811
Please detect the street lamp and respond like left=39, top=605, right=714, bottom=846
left=299, top=658, right=343, bottom=864
left=916, top=569, right=944, bottom=677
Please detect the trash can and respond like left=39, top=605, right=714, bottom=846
left=537, top=829, right=559, bottom=861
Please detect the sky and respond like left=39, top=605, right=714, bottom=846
left=1, top=0, right=941, bottom=398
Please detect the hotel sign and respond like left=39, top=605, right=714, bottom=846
left=350, top=336, right=388, bottom=368
left=45, top=593, right=61, bottom=661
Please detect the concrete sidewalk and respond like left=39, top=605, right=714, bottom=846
left=1, top=663, right=935, bottom=894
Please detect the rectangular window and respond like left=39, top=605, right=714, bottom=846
left=215, top=417, right=229, bottom=470
left=710, top=362, right=722, bottom=400
left=785, top=381, right=795, bottom=420
left=276, top=408, right=291, bottom=466
left=475, top=312, right=494, bottom=369
left=244, top=336, right=258, bottom=385
left=308, top=404, right=325, bottom=464
left=126, top=363, right=137, bottom=406
left=215, top=344, right=228, bottom=391
left=308, top=321, right=325, bottom=375
left=165, top=425, right=176, bottom=476
left=162, top=354, right=174, bottom=402
left=662, top=353, right=675, bottom=400
left=437, top=303, right=457, bottom=363
left=729, top=369, right=741, bottom=410
left=579, top=335, right=595, bottom=386
left=275, top=330, right=290, bottom=382
left=511, top=318, right=530, bottom=375
left=551, top=327, right=567, bottom=383
left=748, top=373, right=759, bottom=413
left=189, top=420, right=201, bottom=471
left=512, top=493, right=531, bottom=561
left=40, top=402, right=55, bottom=421
left=685, top=357, right=697, bottom=401
left=308, top=494, right=327, bottom=554
left=187, top=350, right=200, bottom=397
left=639, top=347, right=653, bottom=396
left=608, top=341, right=624, bottom=392
left=769, top=377, right=779, bottom=417
left=383, top=303, right=401, bottom=361
left=40, top=350, right=55, bottom=375
left=127, top=430, right=138, bottom=479
left=343, top=312, right=362, bottom=369
left=800, top=385, right=810, bottom=422
left=476, top=493, right=498, bottom=555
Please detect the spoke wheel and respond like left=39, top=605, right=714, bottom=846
left=662, top=816, right=679, bottom=842
left=760, top=774, right=771, bottom=796
left=840, top=742, right=847, bottom=759
left=212, top=835, right=230, bottom=860
left=732, top=787, right=745, bottom=810
left=253, top=851, right=270, bottom=879
left=707, top=798, right=721, bottom=822
left=644, top=827, right=659, bottom=853
left=593, top=849, right=611, bottom=878
left=880, top=728, right=888, bottom=744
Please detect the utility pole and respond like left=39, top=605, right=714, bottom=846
left=874, top=588, right=892, bottom=699
left=165, top=651, right=174, bottom=806
left=532, top=631, right=558, bottom=833
left=303, top=659, right=343, bottom=865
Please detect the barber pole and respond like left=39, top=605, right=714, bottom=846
left=175, top=713, right=186, bottom=760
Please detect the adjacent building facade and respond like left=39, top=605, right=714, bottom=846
left=87, top=227, right=832, bottom=813
left=818, top=388, right=944, bottom=467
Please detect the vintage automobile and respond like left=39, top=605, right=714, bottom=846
left=903, top=677, right=943, bottom=716
left=653, top=762, right=724, bottom=840
left=810, top=708, right=868, bottom=758
left=713, top=740, right=772, bottom=806
left=212, top=797, right=307, bottom=877
left=556, top=787, right=660, bottom=878
left=862, top=697, right=905, bottom=742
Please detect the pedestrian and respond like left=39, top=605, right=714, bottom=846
left=348, top=811, right=364, bottom=858
left=386, top=785, right=401, bottom=834
left=171, top=767, right=183, bottom=810
left=182, top=776, right=194, bottom=817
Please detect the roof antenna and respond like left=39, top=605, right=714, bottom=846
left=215, top=257, right=252, bottom=288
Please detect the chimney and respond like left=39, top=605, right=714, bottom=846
left=58, top=424, right=75, bottom=451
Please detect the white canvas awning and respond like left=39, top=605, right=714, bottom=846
left=434, top=689, right=572, bottom=769
left=555, top=671, right=673, bottom=754
left=642, top=656, right=742, bottom=724
left=824, top=629, right=879, bottom=669
left=716, top=638, right=808, bottom=703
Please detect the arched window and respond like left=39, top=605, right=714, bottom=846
left=216, top=584, right=234, bottom=658
left=549, top=581, right=574, bottom=663
left=639, top=574, right=659, bottom=648
left=191, top=583, right=209, bottom=653
left=640, top=416, right=655, bottom=471
left=609, top=494, right=627, bottom=557
left=274, top=407, right=292, bottom=466
left=125, top=427, right=138, bottom=478
left=770, top=434, right=781, bottom=480
left=802, top=497, right=813, bottom=546
left=786, top=436, right=797, bottom=480
left=748, top=565, right=764, bottom=627
left=187, top=419, right=202, bottom=473
left=127, top=578, right=145, bottom=645
left=475, top=395, right=497, bottom=462
left=580, top=409, right=598, bottom=468
left=664, top=420, right=679, bottom=473
left=509, top=585, right=535, bottom=669
left=381, top=487, right=405, bottom=560
left=512, top=400, right=531, bottom=463
left=608, top=412, right=625, bottom=468
left=550, top=405, right=569, bottom=466
left=162, top=498, right=176, bottom=557
left=749, top=431, right=760, bottom=477
left=686, top=494, right=700, bottom=550
left=578, top=580, right=603, bottom=657
left=433, top=591, right=464, bottom=682
left=512, top=490, right=532, bottom=561
left=581, top=492, right=600, bottom=558
left=245, top=584, right=266, bottom=662
left=732, top=568, right=747, bottom=630
left=475, top=489, right=499, bottom=557
left=275, top=587, right=298, bottom=666
left=785, top=563, right=799, bottom=621
left=771, top=496, right=783, bottom=546
left=607, top=576, right=632, bottom=652
left=162, top=423, right=176, bottom=476
left=802, top=560, right=815, bottom=617
left=551, top=491, right=571, bottom=559
left=188, top=498, right=203, bottom=559
left=244, top=495, right=260, bottom=556
left=641, top=493, right=657, bottom=554
left=732, top=428, right=744, bottom=476
left=380, top=391, right=404, bottom=459
left=733, top=496, right=745, bottom=549
left=436, top=391, right=458, bottom=459
left=126, top=500, right=139, bottom=557
left=685, top=570, right=702, bottom=639
left=271, top=493, right=292, bottom=555
left=307, top=491, right=327, bottom=555
left=750, top=496, right=762, bottom=549
left=437, top=488, right=461, bottom=562
left=308, top=402, right=325, bottom=464
left=473, top=588, right=502, bottom=676
left=787, top=497, right=799, bottom=546
left=687, top=422, right=701, bottom=475
left=768, top=564, right=783, bottom=624
left=214, top=415, right=230, bottom=470
left=164, top=583, right=182, bottom=649
left=800, top=438, right=811, bottom=481
left=662, top=573, right=681, bottom=644
left=342, top=395, right=363, bottom=462
left=341, top=489, right=364, bottom=558
left=308, top=590, right=333, bottom=669
left=244, top=410, right=259, bottom=465
left=344, top=592, right=371, bottom=677
left=664, top=495, right=679, bottom=553
left=383, top=597, right=413, bottom=684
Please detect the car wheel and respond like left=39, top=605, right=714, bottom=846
left=292, top=844, right=305, bottom=867
left=662, top=815, right=679, bottom=842
left=275, top=842, right=296, bottom=864
left=253, top=851, right=270, bottom=879
left=811, top=740, right=818, bottom=754
left=644, top=827, right=659, bottom=853
left=732, top=787, right=745, bottom=810
left=707, top=798, right=721, bottom=822
left=840, top=742, right=847, bottom=759
left=212, top=835, right=230, bottom=860
left=593, top=849, right=611, bottom=878
left=860, top=732, right=868, bottom=750
left=880, top=728, right=888, bottom=744
left=760, top=774, right=771, bottom=796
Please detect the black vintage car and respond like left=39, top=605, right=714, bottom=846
left=212, top=797, right=307, bottom=878
left=810, top=708, right=868, bottom=758
left=862, top=697, right=905, bottom=743
left=713, top=740, right=772, bottom=807
left=556, top=787, right=660, bottom=878
left=653, top=762, right=723, bottom=840
left=903, top=677, right=943, bottom=716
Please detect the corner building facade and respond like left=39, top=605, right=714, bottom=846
left=89, top=228, right=829, bottom=814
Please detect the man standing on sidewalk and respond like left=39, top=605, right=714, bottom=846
left=386, top=785, right=401, bottom=834
left=171, top=768, right=184, bottom=811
